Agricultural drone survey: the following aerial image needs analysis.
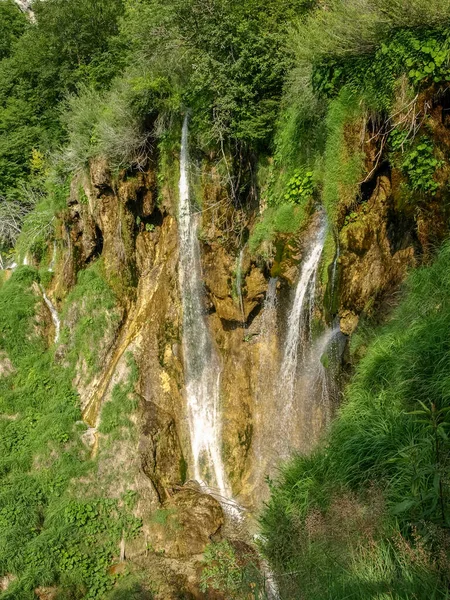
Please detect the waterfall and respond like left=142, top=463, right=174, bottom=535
left=236, top=248, right=246, bottom=326
left=178, top=115, right=228, bottom=495
left=280, top=217, right=327, bottom=405
left=48, top=242, right=57, bottom=272
left=40, top=285, right=60, bottom=344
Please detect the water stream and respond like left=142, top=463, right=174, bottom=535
left=48, top=241, right=57, bottom=272
left=280, top=217, right=327, bottom=407
left=178, top=115, right=228, bottom=495
left=40, top=285, right=60, bottom=344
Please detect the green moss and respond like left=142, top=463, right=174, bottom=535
left=321, top=87, right=365, bottom=223
left=249, top=203, right=309, bottom=256
left=61, top=259, right=120, bottom=379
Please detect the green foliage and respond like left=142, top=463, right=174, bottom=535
left=0, top=266, right=142, bottom=598
left=99, top=354, right=139, bottom=438
left=311, top=27, right=450, bottom=110
left=0, top=0, right=124, bottom=197
left=201, top=540, right=267, bottom=600
left=14, top=170, right=70, bottom=261
left=398, top=137, right=441, bottom=194
left=282, top=170, right=314, bottom=205
left=120, top=0, right=312, bottom=150
left=0, top=0, right=27, bottom=61
left=261, top=240, right=450, bottom=599
left=61, top=260, right=120, bottom=379
left=62, top=76, right=155, bottom=172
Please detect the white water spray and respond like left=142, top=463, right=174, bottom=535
left=40, top=285, right=60, bottom=344
left=48, top=242, right=57, bottom=272
left=280, top=217, right=327, bottom=406
left=178, top=115, right=228, bottom=495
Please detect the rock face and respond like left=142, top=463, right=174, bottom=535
left=140, top=400, right=185, bottom=502
left=147, top=486, right=224, bottom=558
left=337, top=174, right=416, bottom=335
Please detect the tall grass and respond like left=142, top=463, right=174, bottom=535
left=292, top=0, right=450, bottom=67
left=260, top=241, right=450, bottom=599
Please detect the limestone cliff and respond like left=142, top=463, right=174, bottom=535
left=31, top=91, right=450, bottom=596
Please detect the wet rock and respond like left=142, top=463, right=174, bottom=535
left=245, top=267, right=267, bottom=306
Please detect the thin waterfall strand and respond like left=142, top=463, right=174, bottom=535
left=178, top=115, right=228, bottom=495
left=40, top=285, right=60, bottom=344
left=280, top=218, right=327, bottom=405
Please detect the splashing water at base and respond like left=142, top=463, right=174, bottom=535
left=178, top=115, right=228, bottom=495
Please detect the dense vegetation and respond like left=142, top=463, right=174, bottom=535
left=0, top=265, right=143, bottom=599
left=261, top=240, right=450, bottom=599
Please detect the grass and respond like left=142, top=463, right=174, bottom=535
left=61, top=260, right=121, bottom=381
left=0, top=265, right=142, bottom=599
left=321, top=87, right=366, bottom=222
left=98, top=353, right=139, bottom=440
left=260, top=240, right=450, bottom=599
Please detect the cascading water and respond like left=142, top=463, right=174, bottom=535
left=178, top=115, right=228, bottom=495
left=280, top=216, right=327, bottom=406
left=40, top=285, right=60, bottom=344
left=48, top=242, right=57, bottom=272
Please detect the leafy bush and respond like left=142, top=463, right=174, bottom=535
left=399, top=137, right=441, bottom=194
left=62, top=77, right=153, bottom=172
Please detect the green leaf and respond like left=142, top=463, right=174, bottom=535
left=392, top=498, right=417, bottom=514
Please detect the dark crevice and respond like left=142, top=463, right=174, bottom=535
left=359, top=161, right=391, bottom=204
left=144, top=207, right=164, bottom=228
left=84, top=225, right=104, bottom=265
left=386, top=206, right=420, bottom=256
